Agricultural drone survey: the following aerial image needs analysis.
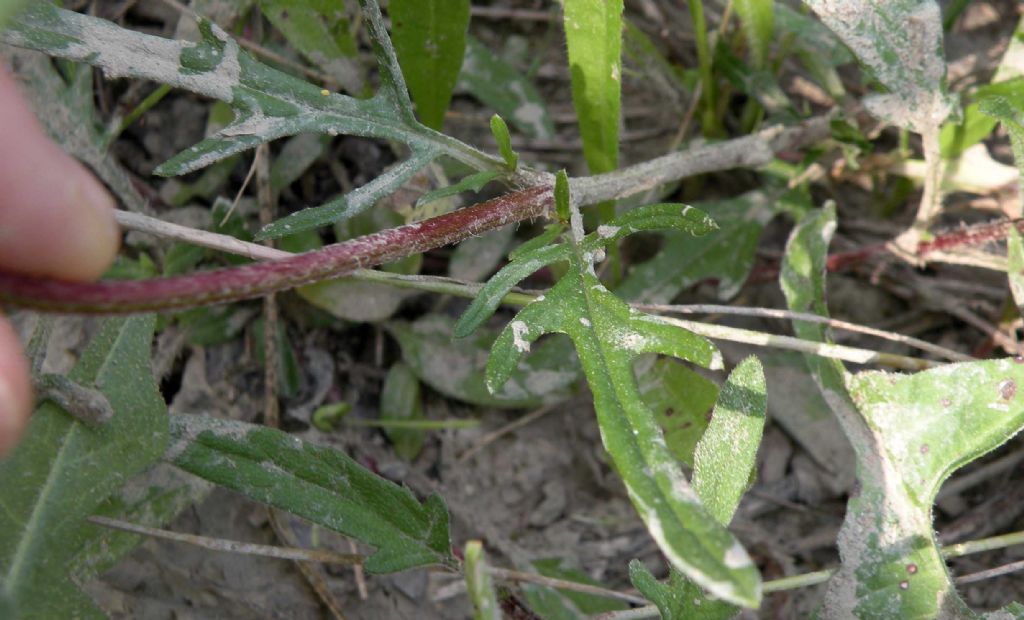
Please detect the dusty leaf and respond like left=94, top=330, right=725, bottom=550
left=166, top=414, right=454, bottom=573
left=802, top=0, right=958, bottom=132
left=781, top=205, right=1024, bottom=618
left=0, top=316, right=167, bottom=619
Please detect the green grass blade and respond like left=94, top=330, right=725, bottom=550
left=0, top=317, right=167, bottom=619
left=390, top=0, right=470, bottom=130
left=166, top=414, right=454, bottom=573
left=563, top=0, right=623, bottom=174
left=734, top=0, right=774, bottom=69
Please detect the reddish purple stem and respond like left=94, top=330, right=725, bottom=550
left=0, top=185, right=553, bottom=314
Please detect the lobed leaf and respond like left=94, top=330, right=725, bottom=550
left=165, top=414, right=454, bottom=573
left=636, top=357, right=719, bottom=467
left=471, top=201, right=761, bottom=606
left=627, top=357, right=765, bottom=619
left=0, top=316, right=167, bottom=619
left=390, top=0, right=470, bottom=130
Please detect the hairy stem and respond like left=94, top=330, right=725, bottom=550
left=0, top=118, right=830, bottom=315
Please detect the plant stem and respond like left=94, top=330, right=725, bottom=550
left=0, top=118, right=830, bottom=314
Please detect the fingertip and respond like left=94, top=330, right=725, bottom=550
left=0, top=317, right=31, bottom=460
left=0, top=66, right=120, bottom=282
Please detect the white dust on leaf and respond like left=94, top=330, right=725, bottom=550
left=511, top=320, right=531, bottom=353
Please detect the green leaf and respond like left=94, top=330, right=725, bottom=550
left=387, top=314, right=580, bottom=409
left=0, top=316, right=167, bottom=619
left=459, top=36, right=555, bottom=139
left=260, top=0, right=362, bottom=91
left=774, top=5, right=849, bottom=98
left=256, top=149, right=436, bottom=240
left=464, top=541, right=500, bottom=620
left=734, top=0, right=774, bottom=69
left=474, top=200, right=760, bottom=607
left=389, top=0, right=470, bottom=130
left=380, top=363, right=426, bottom=460
left=629, top=561, right=739, bottom=620
left=0, top=0, right=28, bottom=29
left=166, top=414, right=455, bottom=573
left=801, top=0, right=958, bottom=132
left=619, top=192, right=778, bottom=303
left=692, top=356, right=766, bottom=526
left=522, top=558, right=629, bottom=618
left=839, top=361, right=1024, bottom=619
left=489, top=114, right=518, bottom=170
left=415, top=170, right=501, bottom=208
left=636, top=357, right=719, bottom=467
left=564, top=0, right=623, bottom=174
left=780, top=205, right=1024, bottom=618
left=508, top=223, right=566, bottom=261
